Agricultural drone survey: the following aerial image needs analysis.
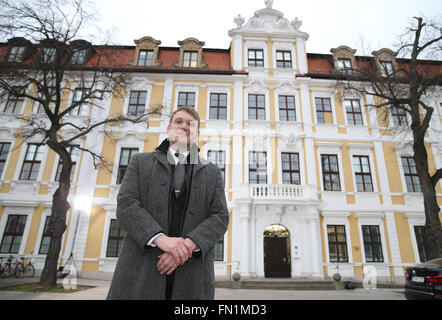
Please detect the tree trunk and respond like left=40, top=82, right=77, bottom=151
left=413, top=140, right=442, bottom=260
left=39, top=156, right=72, bottom=288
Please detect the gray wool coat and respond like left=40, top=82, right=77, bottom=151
left=106, top=148, right=229, bottom=300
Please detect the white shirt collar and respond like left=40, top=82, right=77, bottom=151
left=168, top=147, right=190, bottom=165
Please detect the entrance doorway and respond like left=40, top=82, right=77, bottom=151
left=263, top=224, right=291, bottom=278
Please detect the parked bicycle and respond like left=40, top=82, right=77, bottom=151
left=1, top=256, right=14, bottom=278
left=14, top=254, right=35, bottom=278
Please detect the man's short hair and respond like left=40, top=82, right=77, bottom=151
left=170, top=106, right=200, bottom=129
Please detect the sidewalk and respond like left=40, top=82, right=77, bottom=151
left=0, top=277, right=405, bottom=300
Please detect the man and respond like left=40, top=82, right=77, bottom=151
left=107, top=106, right=229, bottom=300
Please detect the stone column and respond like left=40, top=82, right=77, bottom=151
left=307, top=212, right=322, bottom=278
left=240, top=204, right=251, bottom=277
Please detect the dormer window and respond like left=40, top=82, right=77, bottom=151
left=7, top=46, right=26, bottom=63
left=183, top=51, right=198, bottom=67
left=71, top=49, right=86, bottom=65
left=41, top=47, right=57, bottom=64
left=131, top=37, right=161, bottom=67
left=174, top=38, right=207, bottom=69
left=137, top=50, right=154, bottom=66
left=380, top=60, right=394, bottom=77
left=69, top=40, right=93, bottom=66
left=337, top=58, right=352, bottom=74
left=372, top=48, right=397, bottom=77
left=331, top=46, right=357, bottom=75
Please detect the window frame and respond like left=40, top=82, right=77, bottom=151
left=54, top=145, right=80, bottom=182
left=117, top=148, right=139, bottom=184
left=321, top=154, right=342, bottom=191
left=182, top=51, right=198, bottom=68
left=19, top=143, right=44, bottom=181
left=0, top=142, right=11, bottom=179
left=278, top=95, right=296, bottom=122
left=207, top=150, right=226, bottom=184
left=337, top=58, right=352, bottom=74
left=281, top=152, right=300, bottom=185
left=7, top=46, right=26, bottom=63
left=414, top=225, right=432, bottom=262
left=248, top=151, right=267, bottom=184
left=327, top=224, right=349, bottom=263
left=38, top=216, right=51, bottom=255
left=352, top=155, right=374, bottom=192
left=137, top=49, right=154, bottom=67
left=0, top=215, right=27, bottom=254
left=208, top=92, right=228, bottom=120
left=177, top=91, right=196, bottom=108
left=106, top=219, right=127, bottom=257
left=127, top=90, right=147, bottom=117
left=248, top=94, right=266, bottom=120
left=315, top=97, right=333, bottom=124
left=401, top=156, right=421, bottom=192
left=248, top=49, right=264, bottom=67
left=344, top=99, right=364, bottom=126
left=275, top=50, right=292, bottom=68
left=70, top=88, right=90, bottom=116
left=361, top=225, right=384, bottom=262
left=3, top=86, right=26, bottom=114
left=380, top=60, right=394, bottom=76
left=390, top=105, right=408, bottom=126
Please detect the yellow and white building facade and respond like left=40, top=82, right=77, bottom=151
left=0, top=4, right=441, bottom=283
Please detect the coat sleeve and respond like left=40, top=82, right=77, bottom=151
left=185, top=166, right=229, bottom=261
left=116, top=153, right=165, bottom=251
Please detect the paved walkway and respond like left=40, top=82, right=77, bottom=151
left=0, top=277, right=405, bottom=300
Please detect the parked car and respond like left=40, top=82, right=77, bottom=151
left=404, top=258, right=442, bottom=300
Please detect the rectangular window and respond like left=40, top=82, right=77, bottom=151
left=137, top=50, right=153, bottom=66
left=248, top=94, right=266, bottom=120
left=36, top=87, right=57, bottom=114
left=0, top=142, right=11, bottom=178
left=337, top=58, right=352, bottom=74
left=71, top=49, right=86, bottom=64
left=414, top=226, right=431, bottom=262
left=207, top=150, right=226, bottom=183
left=281, top=152, right=300, bottom=185
left=209, top=93, right=227, bottom=120
left=353, top=155, right=373, bottom=192
left=362, top=225, right=384, bottom=262
left=391, top=106, right=408, bottom=126
left=106, top=219, right=127, bottom=257
left=0, top=215, right=27, bottom=253
left=380, top=61, right=393, bottom=76
left=315, top=97, right=333, bottom=124
left=4, top=86, right=26, bottom=114
left=276, top=50, right=292, bottom=68
left=401, top=157, right=421, bottom=192
left=19, top=144, right=44, bottom=180
left=70, top=88, right=90, bottom=116
left=327, top=225, right=348, bottom=262
left=249, top=151, right=267, bottom=184
left=248, top=49, right=264, bottom=67
left=55, top=146, right=80, bottom=182
left=7, top=46, right=26, bottom=63
left=214, top=238, right=224, bottom=261
left=344, top=99, right=363, bottom=125
left=128, top=91, right=147, bottom=116
left=117, top=148, right=139, bottom=184
left=278, top=95, right=296, bottom=121
left=321, top=154, right=341, bottom=191
left=41, top=47, right=57, bottom=64
left=38, top=216, right=51, bottom=254
left=177, top=92, right=196, bottom=108
left=183, top=51, right=198, bottom=67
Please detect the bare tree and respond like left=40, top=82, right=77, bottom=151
left=336, top=17, right=442, bottom=259
left=0, top=0, right=162, bottom=288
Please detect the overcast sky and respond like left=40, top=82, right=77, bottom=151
left=91, top=0, right=440, bottom=55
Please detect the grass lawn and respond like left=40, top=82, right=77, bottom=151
left=0, top=283, right=94, bottom=293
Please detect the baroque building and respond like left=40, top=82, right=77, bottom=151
left=0, top=3, right=441, bottom=283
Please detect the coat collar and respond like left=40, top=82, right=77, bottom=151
left=154, top=139, right=208, bottom=174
